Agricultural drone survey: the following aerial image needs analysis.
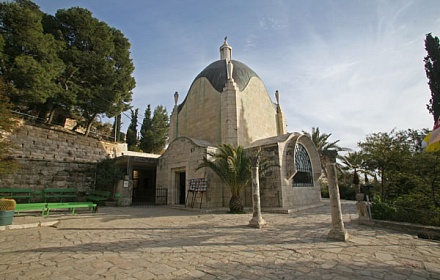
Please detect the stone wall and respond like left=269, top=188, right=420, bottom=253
left=156, top=137, right=226, bottom=209
left=238, top=77, right=279, bottom=146
left=175, top=78, right=222, bottom=145
left=254, top=145, right=282, bottom=207
left=0, top=123, right=124, bottom=194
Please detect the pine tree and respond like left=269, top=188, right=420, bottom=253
left=139, top=105, right=169, bottom=153
left=111, top=114, right=122, bottom=142
left=126, top=108, right=138, bottom=150
left=139, top=105, right=153, bottom=152
left=151, top=105, right=169, bottom=153
left=425, top=33, right=440, bottom=123
left=0, top=2, right=135, bottom=136
left=0, top=78, right=19, bottom=175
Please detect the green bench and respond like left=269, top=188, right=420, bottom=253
left=0, top=188, right=35, bottom=203
left=3, top=188, right=102, bottom=216
left=43, top=188, right=78, bottom=203
left=85, top=190, right=111, bottom=204
left=15, top=203, right=47, bottom=216
left=15, top=202, right=97, bottom=216
left=45, top=202, right=97, bottom=216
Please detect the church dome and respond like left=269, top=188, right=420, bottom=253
left=169, top=39, right=286, bottom=147
left=194, top=59, right=260, bottom=93
left=178, top=39, right=262, bottom=111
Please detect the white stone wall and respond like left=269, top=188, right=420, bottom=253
left=238, top=77, right=279, bottom=146
left=156, top=137, right=227, bottom=209
left=245, top=133, right=322, bottom=209
left=176, top=78, right=222, bottom=145
left=175, top=76, right=280, bottom=148
left=279, top=135, right=322, bottom=208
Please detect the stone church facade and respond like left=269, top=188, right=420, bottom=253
left=156, top=40, right=322, bottom=210
left=2, top=40, right=322, bottom=211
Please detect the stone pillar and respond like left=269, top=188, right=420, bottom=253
left=323, top=150, right=349, bottom=241
left=275, top=90, right=287, bottom=136
left=220, top=80, right=238, bottom=145
left=249, top=165, right=266, bottom=229
left=356, top=193, right=370, bottom=223
left=168, top=92, right=179, bottom=143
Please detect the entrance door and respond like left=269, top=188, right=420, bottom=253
left=176, top=172, right=186, bottom=204
left=132, top=169, right=156, bottom=205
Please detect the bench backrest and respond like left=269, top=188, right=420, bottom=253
left=0, top=188, right=34, bottom=194
left=0, top=188, right=35, bottom=203
left=43, top=188, right=78, bottom=202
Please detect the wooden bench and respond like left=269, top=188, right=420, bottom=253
left=0, top=188, right=34, bottom=203
left=45, top=202, right=97, bottom=216
left=85, top=190, right=111, bottom=204
left=43, top=188, right=78, bottom=203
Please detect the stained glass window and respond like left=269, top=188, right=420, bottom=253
left=292, top=143, right=314, bottom=187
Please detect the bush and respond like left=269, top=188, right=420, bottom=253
left=370, top=196, right=397, bottom=220
left=95, top=158, right=124, bottom=191
left=320, top=184, right=356, bottom=200
left=338, top=184, right=356, bottom=200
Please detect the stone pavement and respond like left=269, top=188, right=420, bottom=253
left=1, top=200, right=439, bottom=280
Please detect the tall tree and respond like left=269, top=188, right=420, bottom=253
left=139, top=105, right=153, bottom=152
left=49, top=7, right=135, bottom=136
left=150, top=105, right=169, bottom=153
left=139, top=105, right=169, bottom=154
left=111, top=114, right=122, bottom=142
left=0, top=0, right=64, bottom=112
left=126, top=108, right=138, bottom=150
left=358, top=129, right=415, bottom=201
left=425, top=33, right=440, bottom=124
left=0, top=79, right=19, bottom=175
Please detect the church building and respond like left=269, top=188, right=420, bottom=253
left=155, top=39, right=322, bottom=210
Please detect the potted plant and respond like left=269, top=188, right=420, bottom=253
left=0, top=198, right=16, bottom=226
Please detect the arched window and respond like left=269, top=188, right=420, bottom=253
left=292, top=143, right=314, bottom=187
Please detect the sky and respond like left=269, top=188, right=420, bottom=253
left=33, top=0, right=440, bottom=150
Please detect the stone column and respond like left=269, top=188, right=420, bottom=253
left=323, top=150, right=349, bottom=241
left=249, top=150, right=266, bottom=229
left=168, top=92, right=179, bottom=142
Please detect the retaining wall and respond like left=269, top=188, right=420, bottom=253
left=0, top=123, right=124, bottom=192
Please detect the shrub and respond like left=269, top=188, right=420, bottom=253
left=370, top=196, right=397, bottom=220
left=95, top=158, right=124, bottom=191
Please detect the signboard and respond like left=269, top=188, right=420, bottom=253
left=188, top=178, right=207, bottom=192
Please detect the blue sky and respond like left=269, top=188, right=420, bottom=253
left=33, top=0, right=440, bottom=150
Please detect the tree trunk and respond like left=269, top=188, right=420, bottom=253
left=229, top=195, right=243, bottom=213
left=84, top=113, right=97, bottom=137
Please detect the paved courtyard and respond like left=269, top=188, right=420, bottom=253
left=1, top=200, right=439, bottom=280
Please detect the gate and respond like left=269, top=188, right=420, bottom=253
left=155, top=188, right=168, bottom=205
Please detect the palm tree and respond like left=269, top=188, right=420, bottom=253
left=340, top=151, right=363, bottom=194
left=302, top=127, right=350, bottom=178
left=197, top=144, right=251, bottom=213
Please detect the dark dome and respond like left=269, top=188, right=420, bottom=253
left=177, top=59, right=260, bottom=112
left=194, top=60, right=260, bottom=92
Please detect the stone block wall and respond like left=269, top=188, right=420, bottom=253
left=238, top=77, right=279, bottom=146
left=176, top=79, right=222, bottom=145
left=256, top=145, right=282, bottom=207
left=156, top=137, right=227, bottom=209
left=0, top=123, right=123, bottom=194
